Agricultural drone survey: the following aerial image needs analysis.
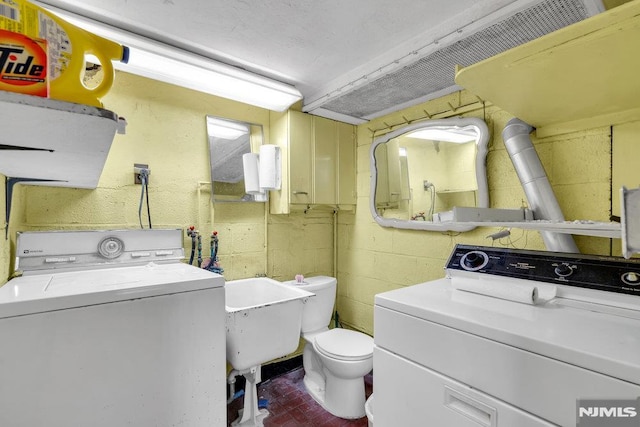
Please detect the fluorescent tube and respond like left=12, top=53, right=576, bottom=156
left=37, top=4, right=302, bottom=111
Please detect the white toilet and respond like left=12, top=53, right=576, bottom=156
left=283, top=276, right=374, bottom=419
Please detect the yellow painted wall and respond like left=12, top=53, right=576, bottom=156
left=603, top=0, right=634, bottom=10
left=0, top=73, right=617, bottom=345
left=7, top=71, right=265, bottom=280
left=612, top=120, right=640, bottom=217
left=2, top=177, right=27, bottom=282
left=336, top=90, right=613, bottom=335
left=2, top=72, right=334, bottom=284
left=268, top=211, right=335, bottom=281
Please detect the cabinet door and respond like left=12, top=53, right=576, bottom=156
left=337, top=122, right=356, bottom=205
left=288, top=111, right=313, bottom=204
left=313, top=117, right=337, bottom=205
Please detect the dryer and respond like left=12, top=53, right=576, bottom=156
left=0, top=229, right=225, bottom=427
left=374, top=244, right=640, bottom=426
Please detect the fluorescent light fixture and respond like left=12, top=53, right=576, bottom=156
left=405, top=128, right=477, bottom=143
left=206, top=117, right=249, bottom=140
left=39, top=4, right=302, bottom=111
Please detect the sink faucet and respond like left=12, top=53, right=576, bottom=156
left=412, top=211, right=427, bottom=221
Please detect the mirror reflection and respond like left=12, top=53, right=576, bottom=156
left=207, top=115, right=265, bottom=202
left=370, top=117, right=489, bottom=232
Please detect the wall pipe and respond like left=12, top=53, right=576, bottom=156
left=502, top=118, right=579, bottom=253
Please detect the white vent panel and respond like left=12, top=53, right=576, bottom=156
left=308, top=0, right=602, bottom=123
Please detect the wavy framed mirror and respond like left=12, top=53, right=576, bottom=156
left=207, top=115, right=265, bottom=202
left=369, top=117, right=489, bottom=231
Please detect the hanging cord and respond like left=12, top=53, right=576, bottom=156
left=137, top=168, right=152, bottom=229
left=145, top=174, right=152, bottom=228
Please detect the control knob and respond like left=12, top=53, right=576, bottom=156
left=554, top=263, right=574, bottom=278
left=460, top=251, right=489, bottom=271
left=98, top=236, right=124, bottom=259
left=621, top=272, right=640, bottom=286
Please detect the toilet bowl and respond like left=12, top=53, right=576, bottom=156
left=308, top=328, right=373, bottom=418
left=283, top=276, right=374, bottom=419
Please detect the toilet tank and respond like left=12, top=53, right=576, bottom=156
left=283, top=276, right=336, bottom=333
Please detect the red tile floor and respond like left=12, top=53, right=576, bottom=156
left=227, top=367, right=373, bottom=426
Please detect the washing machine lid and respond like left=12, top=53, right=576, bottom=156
left=314, top=328, right=374, bottom=361
left=0, top=262, right=224, bottom=319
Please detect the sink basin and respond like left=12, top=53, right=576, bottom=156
left=225, top=277, right=314, bottom=371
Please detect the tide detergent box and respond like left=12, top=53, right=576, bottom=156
left=0, top=29, right=48, bottom=97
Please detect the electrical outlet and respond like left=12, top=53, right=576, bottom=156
left=134, top=163, right=150, bottom=185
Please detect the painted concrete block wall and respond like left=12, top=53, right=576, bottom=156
left=1, top=72, right=336, bottom=286
left=1, top=72, right=617, bottom=344
left=612, top=121, right=640, bottom=217
left=213, top=204, right=334, bottom=282
left=336, top=91, right=613, bottom=335
left=268, top=211, right=335, bottom=282
left=1, top=177, right=28, bottom=282
left=212, top=202, right=266, bottom=280
left=3, top=72, right=270, bottom=281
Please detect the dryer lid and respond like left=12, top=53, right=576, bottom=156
left=314, top=328, right=374, bottom=361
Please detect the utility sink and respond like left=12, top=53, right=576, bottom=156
left=225, top=277, right=314, bottom=426
left=225, top=277, right=314, bottom=371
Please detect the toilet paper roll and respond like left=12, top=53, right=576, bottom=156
left=451, top=276, right=541, bottom=305
left=242, top=153, right=262, bottom=194
left=259, top=144, right=281, bottom=190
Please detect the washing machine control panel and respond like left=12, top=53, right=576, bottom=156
left=446, top=244, right=640, bottom=297
left=15, top=229, right=185, bottom=274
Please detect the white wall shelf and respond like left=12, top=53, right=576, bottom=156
left=1, top=91, right=125, bottom=239
left=455, top=1, right=640, bottom=138
left=436, top=189, right=476, bottom=194
left=458, top=220, right=621, bottom=239
left=0, top=90, right=125, bottom=189
left=452, top=3, right=639, bottom=242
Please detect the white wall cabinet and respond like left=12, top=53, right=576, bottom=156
left=269, top=110, right=355, bottom=214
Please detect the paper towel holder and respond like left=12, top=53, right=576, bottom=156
left=257, top=144, right=282, bottom=191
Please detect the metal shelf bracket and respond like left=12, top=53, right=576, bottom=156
left=5, top=177, right=62, bottom=239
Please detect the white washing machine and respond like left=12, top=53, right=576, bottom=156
left=374, top=244, right=640, bottom=427
left=0, top=229, right=226, bottom=427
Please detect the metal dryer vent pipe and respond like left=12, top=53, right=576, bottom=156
left=502, top=118, right=579, bottom=253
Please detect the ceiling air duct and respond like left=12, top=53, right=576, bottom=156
left=304, top=0, right=603, bottom=125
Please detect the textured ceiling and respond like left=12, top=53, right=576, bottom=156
left=34, top=1, right=495, bottom=96
left=35, top=0, right=604, bottom=120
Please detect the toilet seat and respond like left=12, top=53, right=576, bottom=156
left=314, top=329, right=373, bottom=361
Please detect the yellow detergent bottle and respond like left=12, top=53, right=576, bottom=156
left=0, top=0, right=128, bottom=107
